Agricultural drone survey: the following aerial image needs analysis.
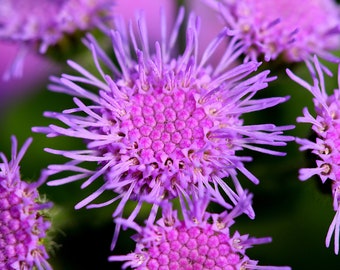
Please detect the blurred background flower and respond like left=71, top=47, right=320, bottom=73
left=0, top=0, right=114, bottom=79
left=0, top=41, right=61, bottom=113
left=203, top=0, right=340, bottom=63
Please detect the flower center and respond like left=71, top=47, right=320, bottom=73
left=137, top=223, right=240, bottom=270
left=0, top=185, right=45, bottom=266
left=125, top=89, right=213, bottom=161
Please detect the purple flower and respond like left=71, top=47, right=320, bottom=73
left=109, top=193, right=291, bottom=270
left=33, top=7, right=293, bottom=242
left=287, top=56, right=340, bottom=254
left=0, top=136, right=52, bottom=269
left=0, top=0, right=113, bottom=79
left=204, top=0, right=340, bottom=62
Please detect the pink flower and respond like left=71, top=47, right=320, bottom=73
left=109, top=193, right=291, bottom=270
left=0, top=0, right=113, bottom=79
left=0, top=136, right=52, bottom=269
left=288, top=56, right=340, bottom=254
left=33, top=7, right=293, bottom=247
left=204, top=0, right=340, bottom=62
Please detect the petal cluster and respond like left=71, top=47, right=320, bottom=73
left=0, top=0, right=113, bottom=79
left=33, top=8, right=293, bottom=230
left=109, top=194, right=291, bottom=270
left=288, top=57, right=340, bottom=254
left=0, top=137, right=52, bottom=270
left=0, top=0, right=113, bottom=53
left=205, top=0, right=340, bottom=62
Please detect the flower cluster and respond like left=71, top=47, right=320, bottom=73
left=0, top=0, right=113, bottom=79
left=3, top=0, right=340, bottom=268
left=33, top=7, right=294, bottom=247
left=26, top=3, right=296, bottom=268
left=109, top=193, right=290, bottom=270
left=204, top=0, right=340, bottom=62
left=0, top=136, right=52, bottom=269
left=288, top=57, right=340, bottom=254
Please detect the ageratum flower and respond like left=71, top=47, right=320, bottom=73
left=34, top=8, right=293, bottom=233
left=204, top=0, right=340, bottom=62
left=109, top=193, right=291, bottom=270
left=0, top=0, right=113, bottom=79
left=0, top=136, right=52, bottom=269
left=287, top=56, right=340, bottom=254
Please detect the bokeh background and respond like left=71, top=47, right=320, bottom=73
left=1, top=0, right=340, bottom=269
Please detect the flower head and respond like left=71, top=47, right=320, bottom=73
left=0, top=136, right=52, bottom=269
left=205, top=0, right=340, bottom=62
left=287, top=56, right=340, bottom=254
left=34, top=7, right=293, bottom=237
left=0, top=0, right=113, bottom=79
left=109, top=193, right=291, bottom=270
